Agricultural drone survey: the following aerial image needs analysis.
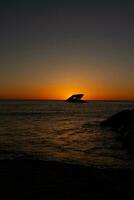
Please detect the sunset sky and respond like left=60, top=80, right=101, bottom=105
left=0, top=0, right=134, bottom=100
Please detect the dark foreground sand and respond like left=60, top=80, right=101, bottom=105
left=0, top=160, right=134, bottom=200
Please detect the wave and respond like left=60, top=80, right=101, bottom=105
left=0, top=112, right=51, bottom=116
left=0, top=111, right=67, bottom=116
left=0, top=110, right=83, bottom=116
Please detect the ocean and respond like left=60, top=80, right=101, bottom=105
left=0, top=100, right=134, bottom=169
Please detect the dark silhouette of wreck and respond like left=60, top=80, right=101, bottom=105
left=65, top=94, right=86, bottom=103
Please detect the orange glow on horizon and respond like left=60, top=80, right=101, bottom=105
left=0, top=83, right=134, bottom=100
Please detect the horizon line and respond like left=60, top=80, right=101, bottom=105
left=0, top=98, right=134, bottom=102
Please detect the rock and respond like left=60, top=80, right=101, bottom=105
left=100, top=109, right=134, bottom=154
left=123, top=128, right=134, bottom=153
left=100, top=110, right=133, bottom=129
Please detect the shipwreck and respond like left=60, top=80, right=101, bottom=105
left=65, top=94, right=86, bottom=103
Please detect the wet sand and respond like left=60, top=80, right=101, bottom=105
left=0, top=160, right=134, bottom=200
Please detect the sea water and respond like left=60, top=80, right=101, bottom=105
left=0, top=100, right=134, bottom=169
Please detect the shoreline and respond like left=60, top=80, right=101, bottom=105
left=1, top=159, right=134, bottom=199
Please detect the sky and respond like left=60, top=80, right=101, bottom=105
left=0, top=0, right=134, bottom=100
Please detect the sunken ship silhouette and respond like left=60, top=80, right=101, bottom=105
left=65, top=94, right=86, bottom=103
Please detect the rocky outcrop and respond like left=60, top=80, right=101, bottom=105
left=101, top=109, right=134, bottom=154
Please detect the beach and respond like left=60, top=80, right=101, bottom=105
left=1, top=159, right=134, bottom=200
